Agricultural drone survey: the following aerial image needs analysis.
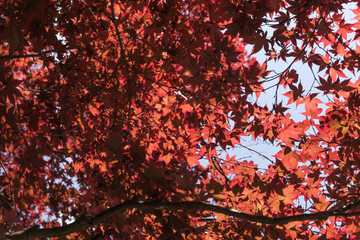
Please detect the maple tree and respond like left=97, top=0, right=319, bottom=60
left=2, top=0, right=360, bottom=239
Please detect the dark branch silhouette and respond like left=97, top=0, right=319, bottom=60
left=8, top=200, right=360, bottom=240
left=0, top=50, right=56, bottom=60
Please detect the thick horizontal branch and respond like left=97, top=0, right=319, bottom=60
left=7, top=200, right=360, bottom=240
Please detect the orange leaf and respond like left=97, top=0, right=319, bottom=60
left=282, top=151, right=301, bottom=170
left=88, top=100, right=100, bottom=116
left=186, top=155, right=200, bottom=168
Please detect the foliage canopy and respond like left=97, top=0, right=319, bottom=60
left=2, top=0, right=360, bottom=239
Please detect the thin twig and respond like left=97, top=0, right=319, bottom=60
left=0, top=160, right=10, bottom=179
left=0, top=160, right=14, bottom=208
left=0, top=50, right=56, bottom=60
left=218, top=157, right=267, bottom=171
left=238, top=143, right=275, bottom=164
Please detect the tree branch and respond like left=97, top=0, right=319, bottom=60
left=0, top=50, right=56, bottom=60
left=238, top=143, right=275, bottom=164
left=7, top=200, right=360, bottom=240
